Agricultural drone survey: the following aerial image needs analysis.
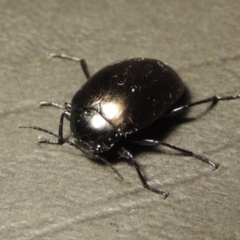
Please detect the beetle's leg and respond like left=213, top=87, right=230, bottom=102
left=39, top=102, right=71, bottom=110
left=35, top=111, right=71, bottom=145
left=19, top=111, right=71, bottom=145
left=167, top=94, right=240, bottom=116
left=49, top=53, right=91, bottom=80
left=54, top=111, right=71, bottom=144
left=130, top=139, right=219, bottom=170
left=118, top=147, right=169, bottom=198
left=79, top=59, right=91, bottom=79
left=18, top=125, right=76, bottom=147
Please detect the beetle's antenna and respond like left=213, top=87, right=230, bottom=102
left=94, top=155, right=123, bottom=180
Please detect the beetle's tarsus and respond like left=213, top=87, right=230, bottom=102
left=210, top=162, right=219, bottom=170
left=49, top=53, right=81, bottom=62
left=39, top=101, right=66, bottom=109
left=163, top=192, right=169, bottom=199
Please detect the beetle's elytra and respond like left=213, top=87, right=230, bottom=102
left=19, top=54, right=240, bottom=198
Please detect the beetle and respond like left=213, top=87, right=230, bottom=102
left=19, top=53, right=240, bottom=198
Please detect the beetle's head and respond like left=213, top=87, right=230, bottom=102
left=70, top=108, right=120, bottom=155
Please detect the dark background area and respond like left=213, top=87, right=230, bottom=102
left=0, top=1, right=239, bottom=239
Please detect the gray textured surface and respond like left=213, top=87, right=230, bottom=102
left=0, top=1, right=240, bottom=239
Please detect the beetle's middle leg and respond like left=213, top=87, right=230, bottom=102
left=118, top=147, right=169, bottom=198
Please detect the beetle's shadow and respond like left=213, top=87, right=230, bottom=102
left=107, top=85, right=218, bottom=165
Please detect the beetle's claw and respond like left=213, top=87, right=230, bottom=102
left=163, top=192, right=169, bottom=199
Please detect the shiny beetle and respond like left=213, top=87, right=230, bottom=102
left=19, top=54, right=240, bottom=198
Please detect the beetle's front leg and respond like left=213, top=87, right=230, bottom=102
left=38, top=111, right=71, bottom=145
left=49, top=53, right=91, bottom=80
left=39, top=101, right=72, bottom=110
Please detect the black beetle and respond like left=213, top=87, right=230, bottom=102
left=19, top=54, right=240, bottom=198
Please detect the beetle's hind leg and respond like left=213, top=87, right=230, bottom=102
left=130, top=139, right=219, bottom=170
left=168, top=94, right=240, bottom=116
left=118, top=147, right=169, bottom=198
left=49, top=53, right=91, bottom=80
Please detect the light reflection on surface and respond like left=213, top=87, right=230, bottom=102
left=91, top=114, right=107, bottom=129
left=101, top=102, right=122, bottom=120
